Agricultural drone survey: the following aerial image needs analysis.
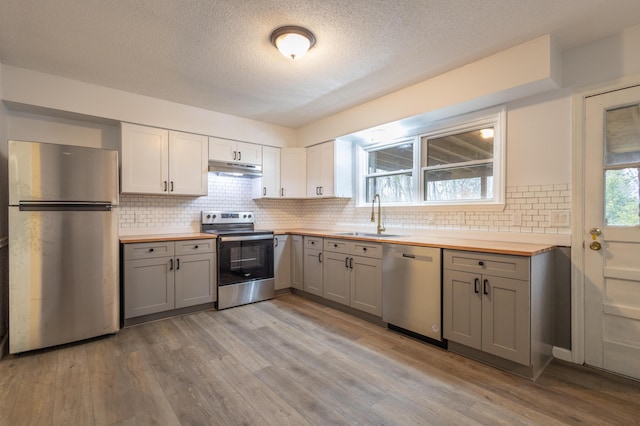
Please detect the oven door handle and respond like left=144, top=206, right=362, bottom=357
left=219, top=234, right=274, bottom=242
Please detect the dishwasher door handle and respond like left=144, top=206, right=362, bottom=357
left=402, top=253, right=416, bottom=259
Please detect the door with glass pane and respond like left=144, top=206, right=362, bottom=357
left=584, top=85, right=640, bottom=380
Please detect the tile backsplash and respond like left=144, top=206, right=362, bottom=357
left=120, top=175, right=571, bottom=236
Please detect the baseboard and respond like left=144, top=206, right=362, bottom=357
left=552, top=346, right=573, bottom=362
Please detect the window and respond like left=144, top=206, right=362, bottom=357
left=357, top=107, right=505, bottom=207
left=364, top=141, right=414, bottom=203
left=421, top=127, right=495, bottom=202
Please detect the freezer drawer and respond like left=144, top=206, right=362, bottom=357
left=9, top=207, right=120, bottom=353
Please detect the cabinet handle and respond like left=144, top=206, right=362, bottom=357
left=334, top=243, right=338, bottom=248
left=163, top=181, right=168, bottom=192
left=318, top=252, right=323, bottom=263
left=349, top=257, right=353, bottom=269
left=170, top=181, right=174, bottom=192
left=483, top=279, right=489, bottom=295
left=169, top=259, right=173, bottom=271
left=345, top=257, right=349, bottom=268
left=474, top=278, right=479, bottom=294
left=478, top=261, right=484, bottom=266
left=310, top=241, right=315, bottom=245
left=275, top=237, right=279, bottom=247
left=149, top=248, right=154, bottom=253
left=363, top=247, right=367, bottom=252
left=315, top=186, right=319, bottom=196
left=176, top=258, right=180, bottom=270
left=238, top=151, right=242, bottom=161
left=194, top=245, right=199, bottom=249
left=233, top=151, right=237, bottom=161
left=263, top=187, right=267, bottom=196
left=281, top=188, right=284, bottom=197
left=320, top=186, right=323, bottom=195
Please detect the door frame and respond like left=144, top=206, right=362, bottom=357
left=571, top=73, right=640, bottom=365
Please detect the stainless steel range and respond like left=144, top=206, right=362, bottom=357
left=201, top=211, right=274, bottom=309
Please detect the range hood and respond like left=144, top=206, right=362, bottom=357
left=208, top=160, right=262, bottom=177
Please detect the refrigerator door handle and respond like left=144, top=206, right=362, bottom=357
left=19, top=201, right=113, bottom=211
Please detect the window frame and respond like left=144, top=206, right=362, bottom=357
left=356, top=107, right=506, bottom=209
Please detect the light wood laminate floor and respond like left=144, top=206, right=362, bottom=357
left=1, top=293, right=639, bottom=425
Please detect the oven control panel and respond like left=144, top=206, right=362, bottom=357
left=202, top=211, right=254, bottom=225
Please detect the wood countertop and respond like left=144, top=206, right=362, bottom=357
left=119, top=233, right=217, bottom=244
left=120, top=229, right=555, bottom=256
left=272, top=228, right=555, bottom=256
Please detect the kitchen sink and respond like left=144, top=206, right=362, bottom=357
left=332, top=232, right=403, bottom=238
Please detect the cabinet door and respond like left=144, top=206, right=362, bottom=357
left=481, top=275, right=530, bottom=365
left=124, top=256, right=175, bottom=318
left=174, top=252, right=216, bottom=308
left=281, top=148, right=306, bottom=198
left=236, top=141, right=262, bottom=165
left=350, top=255, right=382, bottom=316
left=303, top=248, right=323, bottom=296
left=169, top=131, right=208, bottom=196
left=208, top=137, right=236, bottom=162
left=291, top=235, right=304, bottom=290
left=319, top=141, right=335, bottom=197
left=121, top=123, right=168, bottom=194
left=261, top=146, right=281, bottom=198
left=306, top=144, right=321, bottom=197
left=323, top=252, right=350, bottom=305
left=274, top=235, right=291, bottom=290
left=443, top=269, right=482, bottom=349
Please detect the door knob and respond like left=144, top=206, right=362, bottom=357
left=590, top=241, right=602, bottom=251
left=589, top=228, right=602, bottom=236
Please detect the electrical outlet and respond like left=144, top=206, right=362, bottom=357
left=550, top=210, right=571, bottom=227
left=511, top=210, right=522, bottom=226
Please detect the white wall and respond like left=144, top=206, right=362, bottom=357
left=0, top=62, right=8, bottom=356
left=1, top=66, right=297, bottom=148
left=505, top=90, right=572, bottom=187
left=7, top=110, right=119, bottom=150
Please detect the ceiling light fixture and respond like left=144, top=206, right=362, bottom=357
left=270, top=26, right=316, bottom=60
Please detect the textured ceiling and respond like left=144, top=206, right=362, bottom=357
left=1, top=0, right=640, bottom=128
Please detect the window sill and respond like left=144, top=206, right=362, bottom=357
left=355, top=202, right=506, bottom=212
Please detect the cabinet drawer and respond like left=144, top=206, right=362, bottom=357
left=324, top=239, right=350, bottom=254
left=305, top=236, right=323, bottom=250
left=443, top=249, right=529, bottom=281
left=124, top=241, right=175, bottom=260
left=175, top=239, right=215, bottom=255
left=353, top=242, right=382, bottom=259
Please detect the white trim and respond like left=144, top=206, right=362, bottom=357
left=571, top=72, right=640, bottom=366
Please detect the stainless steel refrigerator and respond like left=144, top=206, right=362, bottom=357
left=8, top=140, right=120, bottom=353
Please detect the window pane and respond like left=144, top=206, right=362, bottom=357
left=422, top=128, right=493, bottom=167
left=368, top=143, right=413, bottom=173
left=424, top=164, right=493, bottom=201
left=605, top=104, right=640, bottom=167
left=605, top=167, right=640, bottom=226
left=366, top=173, right=413, bottom=203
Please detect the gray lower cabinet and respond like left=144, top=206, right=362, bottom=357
left=303, top=236, right=323, bottom=296
left=274, top=235, right=291, bottom=290
left=443, top=249, right=553, bottom=377
left=323, top=239, right=382, bottom=316
left=124, top=239, right=216, bottom=320
left=291, top=235, right=304, bottom=290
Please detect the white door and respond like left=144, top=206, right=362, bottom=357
left=584, top=85, right=640, bottom=380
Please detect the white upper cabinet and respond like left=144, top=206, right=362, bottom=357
left=168, top=131, right=208, bottom=196
left=121, top=123, right=208, bottom=196
left=306, top=140, right=353, bottom=198
left=208, top=137, right=262, bottom=165
left=281, top=147, right=306, bottom=198
left=254, top=147, right=306, bottom=199
left=259, top=146, right=281, bottom=198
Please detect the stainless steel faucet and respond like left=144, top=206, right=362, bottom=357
left=371, top=194, right=386, bottom=234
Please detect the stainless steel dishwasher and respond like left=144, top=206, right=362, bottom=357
left=382, top=244, right=443, bottom=344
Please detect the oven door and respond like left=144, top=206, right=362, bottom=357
left=218, top=234, right=274, bottom=286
